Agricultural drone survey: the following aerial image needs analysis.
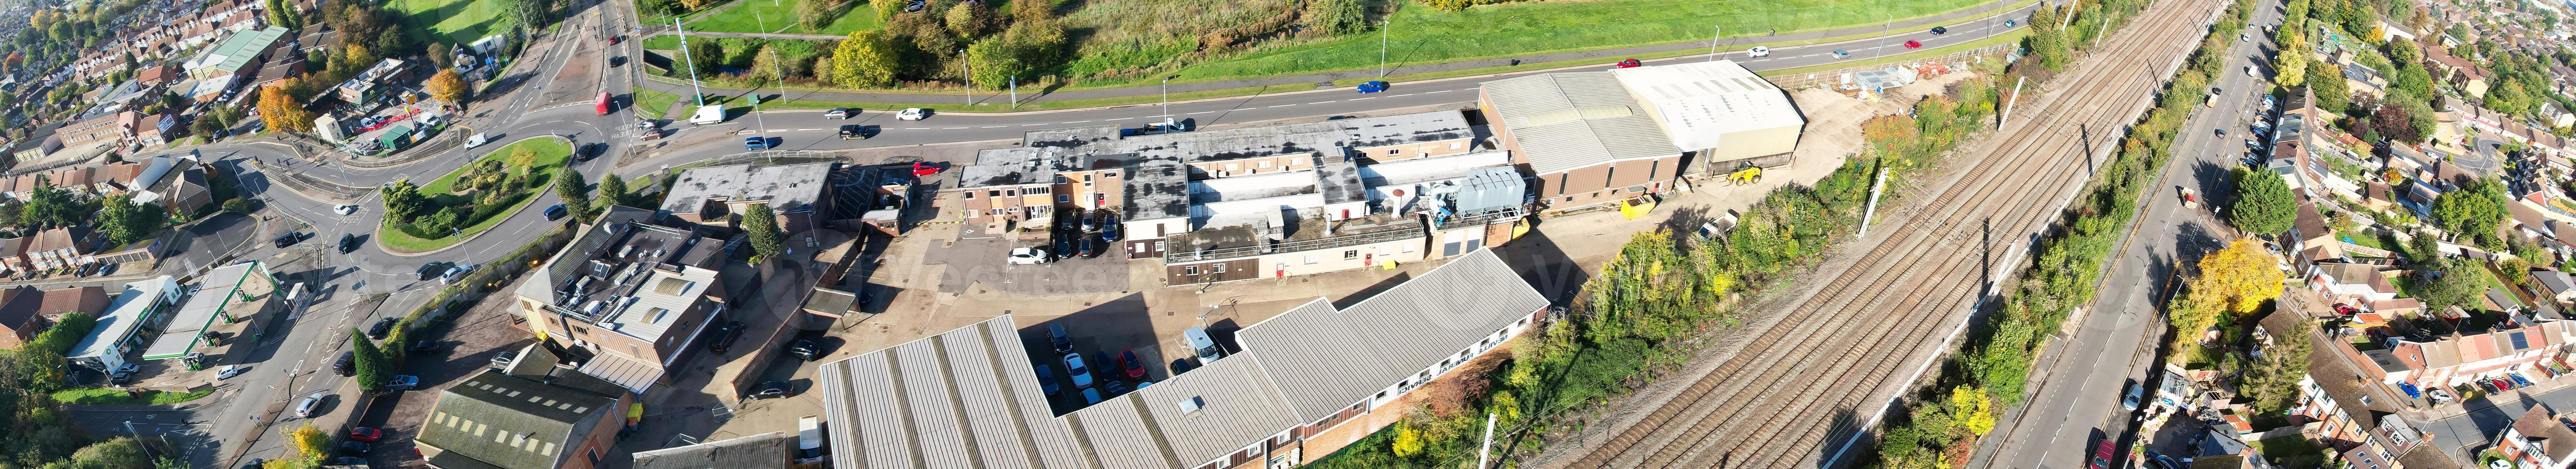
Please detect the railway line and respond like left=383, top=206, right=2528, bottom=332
left=1538, top=1, right=2225, bottom=468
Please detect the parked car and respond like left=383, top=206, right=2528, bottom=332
left=348, top=427, right=382, bottom=443
left=1355, top=80, right=1389, bottom=93
left=1063, top=353, right=1095, bottom=389
left=1007, top=247, right=1051, bottom=265
left=1076, top=235, right=1096, bottom=258
left=367, top=317, right=397, bottom=339
left=1047, top=324, right=1074, bottom=355
left=339, top=441, right=370, bottom=455
left=2088, top=438, right=2115, bottom=469
left=338, top=234, right=360, bottom=254
left=751, top=381, right=792, bottom=399
left=1184, top=327, right=1223, bottom=362
left=334, top=350, right=355, bottom=376
left=385, top=375, right=419, bottom=391
left=295, top=392, right=328, bottom=417
left=706, top=321, right=745, bottom=353
left=1746, top=45, right=1771, bottom=57
left=1103, top=380, right=1130, bottom=397
left=274, top=232, right=305, bottom=248
left=2245, top=65, right=2259, bottom=78
left=1035, top=364, right=1062, bottom=396
left=824, top=107, right=854, bottom=119
left=788, top=339, right=822, bottom=361
left=332, top=458, right=368, bottom=466
left=1119, top=349, right=1147, bottom=380
left=544, top=204, right=568, bottom=221
left=1080, top=388, right=1103, bottom=405
left=897, top=108, right=930, bottom=120
left=1099, top=213, right=1122, bottom=241
left=490, top=351, right=518, bottom=368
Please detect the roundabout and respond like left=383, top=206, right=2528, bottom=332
left=374, top=135, right=574, bottom=254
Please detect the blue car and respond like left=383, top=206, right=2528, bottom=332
left=744, top=137, right=773, bottom=150
left=1356, top=80, right=1388, bottom=93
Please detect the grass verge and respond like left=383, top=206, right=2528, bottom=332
left=379, top=137, right=570, bottom=253
left=637, top=88, right=686, bottom=119
left=51, top=388, right=216, bottom=405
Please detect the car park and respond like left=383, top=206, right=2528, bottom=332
left=544, top=204, right=569, bottom=221
left=706, top=321, right=744, bottom=353
left=897, top=108, right=930, bottom=120
left=1063, top=353, right=1095, bottom=388
left=1035, top=364, right=1062, bottom=396
left=295, top=392, right=328, bottom=417
left=1103, top=380, right=1130, bottom=397
left=1119, top=349, right=1147, bottom=380
left=367, top=317, right=398, bottom=339
left=1746, top=45, right=1770, bottom=57
left=1008, top=247, right=1051, bottom=265
left=1047, top=324, right=1074, bottom=355
left=824, top=108, right=854, bottom=119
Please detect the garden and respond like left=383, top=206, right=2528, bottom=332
left=376, top=136, right=572, bottom=253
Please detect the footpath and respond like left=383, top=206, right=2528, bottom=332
left=637, top=0, right=2037, bottom=108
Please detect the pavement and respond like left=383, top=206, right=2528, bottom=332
left=1968, top=1, right=2279, bottom=467
left=639, top=0, right=2040, bottom=107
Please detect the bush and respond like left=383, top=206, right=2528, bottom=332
left=221, top=198, right=255, bottom=213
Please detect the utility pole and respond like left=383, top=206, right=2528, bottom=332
left=1378, top=12, right=1391, bottom=78
left=1878, top=12, right=1892, bottom=59
left=960, top=49, right=972, bottom=106
left=1858, top=164, right=1889, bottom=238
left=2000, top=76, right=2028, bottom=126
left=1476, top=413, right=1498, bottom=469
left=1707, top=25, right=1721, bottom=62
left=672, top=18, right=703, bottom=107
left=1160, top=75, right=1179, bottom=119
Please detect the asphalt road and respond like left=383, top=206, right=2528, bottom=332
left=1974, top=1, right=2279, bottom=467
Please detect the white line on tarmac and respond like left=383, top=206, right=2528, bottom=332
left=1349, top=97, right=1375, bottom=100
left=1269, top=104, right=1297, bottom=108
left=1063, top=120, right=1090, bottom=123
left=983, top=126, right=1008, bottom=128
left=1309, top=100, right=1338, bottom=104
left=943, top=127, right=967, bottom=129
left=1189, top=111, right=1217, bottom=115
left=1388, top=93, right=1414, bottom=97
left=1105, top=117, right=1133, bottom=121
left=1022, top=123, right=1046, bottom=126
left=1425, top=90, right=1454, bottom=94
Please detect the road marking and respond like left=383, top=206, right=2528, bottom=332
left=1269, top=104, right=1297, bottom=108
left=943, top=127, right=967, bottom=129
left=1189, top=111, right=1217, bottom=115
left=1389, top=93, right=1414, bottom=97
left=797, top=128, right=821, bottom=131
left=1425, top=90, right=1454, bottom=94
left=1063, top=120, right=1091, bottom=123
left=983, top=126, right=1008, bottom=128
left=1309, top=100, right=1338, bottom=104
left=766, top=129, right=786, bottom=133
left=1022, top=123, right=1047, bottom=126
left=1349, top=97, right=1375, bottom=100
left=1105, top=117, right=1133, bottom=121
left=1465, top=87, right=1479, bottom=90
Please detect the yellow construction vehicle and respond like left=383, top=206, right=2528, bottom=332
left=1728, top=163, right=1764, bottom=186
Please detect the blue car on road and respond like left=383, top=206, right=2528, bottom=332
left=1356, top=80, right=1388, bottom=93
left=744, top=137, right=774, bottom=150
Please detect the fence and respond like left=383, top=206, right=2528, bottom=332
left=1762, top=44, right=2019, bottom=90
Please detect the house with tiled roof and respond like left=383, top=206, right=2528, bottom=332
left=2494, top=405, right=2576, bottom=469
left=2274, top=310, right=2451, bottom=469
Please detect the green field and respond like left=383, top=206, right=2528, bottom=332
left=389, top=0, right=514, bottom=45
left=382, top=137, right=572, bottom=253
left=1116, top=0, right=2004, bottom=86
left=687, top=0, right=879, bottom=35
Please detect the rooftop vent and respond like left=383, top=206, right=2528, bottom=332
left=1178, top=396, right=1204, bottom=413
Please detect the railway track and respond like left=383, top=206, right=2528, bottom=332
left=1541, top=1, right=2222, bottom=468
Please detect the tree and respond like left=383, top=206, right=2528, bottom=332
left=744, top=202, right=784, bottom=262
left=349, top=330, right=387, bottom=391
left=425, top=69, right=466, bottom=105
left=428, top=42, right=455, bottom=68
left=1946, top=385, right=1996, bottom=436
left=2371, top=102, right=2428, bottom=143
left=97, top=193, right=163, bottom=246
left=2275, top=32, right=2310, bottom=87
left=509, top=0, right=552, bottom=38
left=282, top=424, right=331, bottom=465
left=941, top=0, right=985, bottom=37
left=2387, top=39, right=2423, bottom=66
left=747, top=45, right=787, bottom=83
left=266, top=0, right=301, bottom=29
left=553, top=166, right=590, bottom=219
left=379, top=178, right=427, bottom=222
left=2309, top=60, right=2347, bottom=113
left=799, top=0, right=844, bottom=30
left=2420, top=257, right=2492, bottom=313
left=595, top=173, right=629, bottom=211
left=2240, top=312, right=2312, bottom=414
left=965, top=37, right=1026, bottom=90
left=2229, top=168, right=2298, bottom=235
left=255, top=84, right=314, bottom=134
left=2433, top=179, right=2510, bottom=246
left=871, top=0, right=905, bottom=21
left=19, top=179, right=83, bottom=230
left=2193, top=239, right=2287, bottom=316
left=685, top=40, right=723, bottom=78
left=2393, top=65, right=2436, bottom=102
left=508, top=145, right=541, bottom=172
left=831, top=30, right=898, bottom=88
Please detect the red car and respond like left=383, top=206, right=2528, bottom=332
left=1614, top=58, right=1642, bottom=68
left=1904, top=40, right=1924, bottom=49
left=911, top=162, right=946, bottom=177
left=2088, top=438, right=2115, bottom=469
left=1119, top=349, right=1147, bottom=380
left=348, top=427, right=383, bottom=443
left=2332, top=303, right=2360, bottom=315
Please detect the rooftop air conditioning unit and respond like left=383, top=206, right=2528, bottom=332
left=1178, top=396, right=1204, bottom=413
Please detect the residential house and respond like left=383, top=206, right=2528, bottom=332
left=2288, top=202, right=2345, bottom=268
left=657, top=162, right=836, bottom=234
left=415, top=369, right=630, bottom=469
left=2310, top=262, right=2400, bottom=305
left=23, top=226, right=94, bottom=270
left=2274, top=311, right=2451, bottom=468
left=2344, top=63, right=2390, bottom=99
left=2543, top=102, right=2576, bottom=128
left=2345, top=314, right=2575, bottom=389
left=2494, top=405, right=2576, bottom=469
left=166, top=166, right=211, bottom=214
left=132, top=114, right=170, bottom=147
left=629, top=432, right=791, bottom=469
left=2537, top=270, right=2576, bottom=306
left=57, top=111, right=132, bottom=148
left=511, top=207, right=729, bottom=394
left=2191, top=427, right=2275, bottom=469
left=2550, top=65, right=2576, bottom=95
left=0, top=289, right=43, bottom=349
left=1478, top=60, right=1805, bottom=212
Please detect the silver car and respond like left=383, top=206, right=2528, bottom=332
left=295, top=392, right=328, bottom=418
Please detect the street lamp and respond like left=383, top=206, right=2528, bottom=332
left=1707, top=25, right=1721, bottom=62
left=1160, top=75, right=1181, bottom=120
left=1878, top=12, right=1892, bottom=59
left=959, top=49, right=972, bottom=106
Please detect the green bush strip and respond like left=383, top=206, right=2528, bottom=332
left=378, top=137, right=572, bottom=253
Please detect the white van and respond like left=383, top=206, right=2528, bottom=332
left=464, top=133, right=489, bottom=148
left=1183, top=327, right=1222, bottom=363
left=795, top=415, right=830, bottom=464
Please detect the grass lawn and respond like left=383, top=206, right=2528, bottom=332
left=636, top=88, right=689, bottom=119
left=2391, top=273, right=2420, bottom=298
left=381, top=137, right=571, bottom=253
left=1133, top=0, right=2005, bottom=86
left=686, top=0, right=879, bottom=35
left=389, top=0, right=513, bottom=46
left=50, top=388, right=215, bottom=405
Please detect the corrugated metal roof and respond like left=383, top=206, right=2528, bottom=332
left=1608, top=61, right=1806, bottom=152
left=1236, top=249, right=1549, bottom=420
left=572, top=352, right=661, bottom=394
left=1482, top=71, right=1681, bottom=175
left=821, top=316, right=1078, bottom=469
left=630, top=431, right=791, bottom=468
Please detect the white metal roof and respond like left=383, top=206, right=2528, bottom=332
left=1610, top=60, right=1808, bottom=152
left=66, top=276, right=179, bottom=360
left=1480, top=71, right=1682, bottom=174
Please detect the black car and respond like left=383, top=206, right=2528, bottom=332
left=1052, top=233, right=1075, bottom=260
left=274, top=232, right=305, bottom=248
left=543, top=204, right=568, bottom=221
left=575, top=143, right=601, bottom=162
left=838, top=124, right=868, bottom=140
left=332, top=458, right=368, bottom=466
left=333, top=350, right=355, bottom=376
left=788, top=339, right=822, bottom=361
left=1099, top=213, right=1122, bottom=242
left=238, top=458, right=263, bottom=469
left=1077, top=235, right=1097, bottom=258
left=1930, top=26, right=1948, bottom=34
left=1056, top=208, right=1083, bottom=231
left=417, top=262, right=447, bottom=280
left=705, top=321, right=744, bottom=353
left=409, top=341, right=441, bottom=353
left=366, top=317, right=398, bottom=339
left=338, top=234, right=360, bottom=254
left=751, top=380, right=792, bottom=399
left=339, top=441, right=371, bottom=455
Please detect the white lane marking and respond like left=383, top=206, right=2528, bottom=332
left=797, top=128, right=821, bottom=131
left=1106, top=117, right=1133, bottom=121
left=1465, top=87, right=1479, bottom=90
left=1388, top=93, right=1414, bottom=97
left=1270, top=104, right=1297, bottom=108
left=1309, top=100, right=1338, bottom=104
left=1063, top=120, right=1091, bottom=123
left=1021, top=123, right=1047, bottom=126
left=766, top=129, right=786, bottom=133
left=1349, top=97, right=1376, bottom=100
left=983, top=125, right=1008, bottom=128
left=1189, top=111, right=1217, bottom=115
left=943, top=127, right=968, bottom=129
left=1425, top=90, right=1454, bottom=94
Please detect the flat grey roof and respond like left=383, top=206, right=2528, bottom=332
left=815, top=249, right=1546, bottom=469
left=1482, top=70, right=1683, bottom=175
left=660, top=162, right=836, bottom=215
left=960, top=111, right=1476, bottom=190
